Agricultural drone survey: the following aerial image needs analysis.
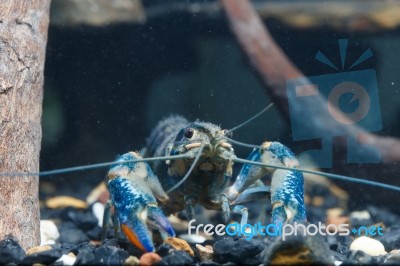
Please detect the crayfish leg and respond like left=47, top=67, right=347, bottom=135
left=227, top=141, right=306, bottom=224
left=101, top=200, right=121, bottom=242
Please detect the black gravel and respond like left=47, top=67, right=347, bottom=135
left=156, top=250, right=194, bottom=266
left=20, top=247, right=63, bottom=265
left=74, top=245, right=129, bottom=265
left=2, top=181, right=400, bottom=265
left=0, top=237, right=25, bottom=265
left=213, top=237, right=264, bottom=265
left=378, top=227, right=400, bottom=251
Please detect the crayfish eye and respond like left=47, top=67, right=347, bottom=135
left=184, top=128, right=194, bottom=139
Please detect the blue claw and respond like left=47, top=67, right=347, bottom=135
left=266, top=142, right=306, bottom=223
left=107, top=176, right=156, bottom=252
left=148, top=206, right=176, bottom=237
left=227, top=149, right=269, bottom=202
left=106, top=152, right=175, bottom=252
left=121, top=218, right=155, bottom=252
left=228, top=141, right=306, bottom=224
left=271, top=169, right=306, bottom=223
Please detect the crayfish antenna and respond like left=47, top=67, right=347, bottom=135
left=0, top=153, right=194, bottom=177
left=233, top=157, right=400, bottom=192
left=227, top=102, right=274, bottom=134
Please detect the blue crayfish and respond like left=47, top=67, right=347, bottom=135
left=1, top=105, right=399, bottom=253
left=103, top=106, right=307, bottom=252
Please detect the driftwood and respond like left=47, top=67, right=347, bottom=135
left=0, top=0, right=51, bottom=250
left=218, top=0, right=400, bottom=212
left=50, top=0, right=400, bottom=32
left=220, top=0, right=400, bottom=166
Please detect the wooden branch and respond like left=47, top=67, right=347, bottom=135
left=50, top=0, right=400, bottom=32
left=0, top=0, right=51, bottom=250
left=220, top=0, right=400, bottom=164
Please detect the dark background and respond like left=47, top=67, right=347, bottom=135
left=40, top=2, right=400, bottom=212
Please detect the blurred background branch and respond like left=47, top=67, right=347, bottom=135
left=220, top=0, right=400, bottom=163
left=42, top=0, right=400, bottom=209
left=51, top=0, right=400, bottom=32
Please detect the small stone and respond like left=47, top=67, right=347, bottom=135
left=367, top=205, right=400, bottom=227
left=86, top=225, right=103, bottom=240
left=178, top=234, right=206, bottom=244
left=263, top=233, right=334, bottom=265
left=123, top=255, right=139, bottom=266
left=46, top=196, right=88, bottom=209
left=312, top=196, right=324, bottom=207
left=159, top=250, right=193, bottom=265
left=386, top=252, right=400, bottom=265
left=59, top=224, right=89, bottom=244
left=350, top=210, right=373, bottom=228
left=196, top=244, right=213, bottom=262
left=73, top=248, right=95, bottom=264
left=92, top=202, right=105, bottom=227
left=156, top=243, right=173, bottom=257
left=213, top=238, right=264, bottom=264
left=75, top=245, right=129, bottom=265
left=350, top=210, right=371, bottom=220
left=69, top=241, right=96, bottom=256
left=40, top=220, right=60, bottom=245
left=164, top=237, right=194, bottom=256
left=350, top=236, right=387, bottom=256
left=21, top=247, right=63, bottom=265
left=326, top=235, right=352, bottom=254
left=344, top=250, right=384, bottom=264
left=140, top=252, right=162, bottom=266
left=26, top=245, right=52, bottom=255
left=65, top=209, right=98, bottom=230
left=0, top=237, right=26, bottom=264
left=330, top=250, right=346, bottom=262
left=327, top=208, right=344, bottom=217
left=378, top=227, right=400, bottom=251
left=86, top=182, right=109, bottom=205
left=200, top=262, right=220, bottom=266
left=55, top=253, right=77, bottom=266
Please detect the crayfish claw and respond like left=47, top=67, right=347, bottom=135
left=230, top=141, right=306, bottom=225
left=147, top=205, right=176, bottom=238
left=121, top=219, right=155, bottom=252
left=105, top=152, right=176, bottom=253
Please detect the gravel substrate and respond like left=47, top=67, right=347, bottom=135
left=1, top=180, right=400, bottom=265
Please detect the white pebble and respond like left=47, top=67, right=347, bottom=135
left=55, top=254, right=77, bottom=266
left=334, top=261, right=343, bottom=266
left=350, top=211, right=371, bottom=220
left=92, top=202, right=105, bottom=227
left=40, top=220, right=60, bottom=245
left=350, top=236, right=387, bottom=256
left=178, top=234, right=206, bottom=244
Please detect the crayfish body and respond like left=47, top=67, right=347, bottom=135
left=103, top=115, right=306, bottom=252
